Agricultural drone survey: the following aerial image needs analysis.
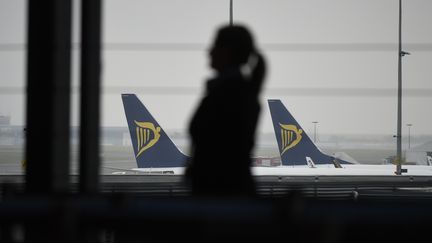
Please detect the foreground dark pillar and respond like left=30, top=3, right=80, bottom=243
left=25, top=1, right=73, bottom=242
left=25, top=0, right=72, bottom=194
left=79, top=0, right=102, bottom=194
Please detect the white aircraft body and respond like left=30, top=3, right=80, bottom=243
left=129, top=165, right=432, bottom=176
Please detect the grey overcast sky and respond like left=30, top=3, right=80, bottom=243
left=1, top=0, right=432, bottom=136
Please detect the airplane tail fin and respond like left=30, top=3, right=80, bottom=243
left=268, top=99, right=350, bottom=166
left=121, top=94, right=188, bottom=168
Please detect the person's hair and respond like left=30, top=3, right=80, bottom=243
left=213, top=25, right=256, bottom=65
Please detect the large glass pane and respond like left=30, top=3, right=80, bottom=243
left=0, top=0, right=26, bottom=175
left=235, top=0, right=432, bottom=165
left=101, top=0, right=228, bottom=173
left=101, top=1, right=432, bottom=174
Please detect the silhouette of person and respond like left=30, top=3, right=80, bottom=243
left=186, top=24, right=266, bottom=197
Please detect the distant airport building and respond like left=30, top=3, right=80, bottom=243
left=101, top=127, right=129, bottom=146
left=0, top=126, right=23, bottom=145
left=253, top=157, right=281, bottom=167
left=0, top=115, right=11, bottom=126
left=406, top=141, right=432, bottom=165
left=0, top=115, right=23, bottom=145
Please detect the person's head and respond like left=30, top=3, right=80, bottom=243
left=209, top=25, right=256, bottom=72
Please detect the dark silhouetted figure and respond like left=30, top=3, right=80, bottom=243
left=186, top=24, right=266, bottom=197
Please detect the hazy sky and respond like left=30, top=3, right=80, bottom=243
left=1, top=0, right=432, bottom=137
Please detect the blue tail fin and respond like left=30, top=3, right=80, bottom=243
left=268, top=99, right=350, bottom=166
left=121, top=94, right=188, bottom=168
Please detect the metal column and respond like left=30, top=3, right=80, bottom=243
left=26, top=0, right=72, bottom=194
left=25, top=1, right=74, bottom=242
left=79, top=0, right=102, bottom=194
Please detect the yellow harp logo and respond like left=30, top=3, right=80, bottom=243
left=134, top=121, right=161, bottom=158
left=279, top=123, right=303, bottom=155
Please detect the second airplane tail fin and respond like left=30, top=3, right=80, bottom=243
left=122, top=94, right=188, bottom=168
left=268, top=99, right=350, bottom=166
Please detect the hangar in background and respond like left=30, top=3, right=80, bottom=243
left=406, top=141, right=432, bottom=165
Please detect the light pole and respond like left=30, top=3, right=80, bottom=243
left=395, top=0, right=410, bottom=175
left=407, top=123, right=412, bottom=149
left=229, top=0, right=233, bottom=26
left=312, top=121, right=318, bottom=143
